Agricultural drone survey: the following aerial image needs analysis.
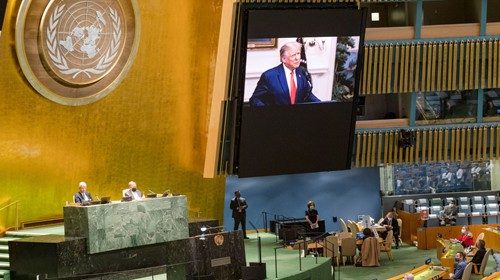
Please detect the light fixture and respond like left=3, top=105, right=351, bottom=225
left=371, top=12, right=380, bottom=22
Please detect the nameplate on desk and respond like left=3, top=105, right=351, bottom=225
left=211, top=256, right=231, bottom=267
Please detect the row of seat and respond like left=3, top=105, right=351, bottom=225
left=404, top=195, right=498, bottom=209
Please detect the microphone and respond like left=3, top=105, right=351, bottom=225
left=95, top=195, right=100, bottom=201
left=301, top=66, right=313, bottom=88
left=425, top=258, right=432, bottom=265
left=148, top=189, right=155, bottom=194
left=249, top=220, right=259, bottom=235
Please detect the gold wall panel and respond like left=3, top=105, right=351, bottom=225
left=0, top=0, right=226, bottom=225
left=354, top=125, right=500, bottom=167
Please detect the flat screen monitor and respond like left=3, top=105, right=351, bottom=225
left=229, top=3, right=367, bottom=177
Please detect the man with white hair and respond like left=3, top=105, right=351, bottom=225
left=249, top=41, right=320, bottom=106
left=74, top=181, right=93, bottom=204
left=124, top=181, right=143, bottom=201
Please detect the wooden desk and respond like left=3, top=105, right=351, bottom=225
left=416, top=224, right=500, bottom=250
left=356, top=237, right=384, bottom=246
left=386, top=264, right=448, bottom=280
left=482, top=271, right=500, bottom=280
left=483, top=227, right=500, bottom=252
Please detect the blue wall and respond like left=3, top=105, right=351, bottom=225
left=223, top=167, right=382, bottom=232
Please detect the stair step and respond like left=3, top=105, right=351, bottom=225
left=0, top=254, right=8, bottom=262
left=0, top=262, right=9, bottom=269
left=0, top=246, right=8, bottom=253
left=5, top=231, right=46, bottom=238
left=0, top=238, right=18, bottom=245
left=0, top=269, right=10, bottom=280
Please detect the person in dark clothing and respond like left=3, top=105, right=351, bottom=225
left=470, top=239, right=486, bottom=273
left=380, top=211, right=400, bottom=249
left=230, top=190, right=249, bottom=239
left=305, top=200, right=320, bottom=233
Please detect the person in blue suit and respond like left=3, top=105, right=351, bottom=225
left=249, top=41, right=320, bottom=106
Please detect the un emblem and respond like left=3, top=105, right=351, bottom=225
left=16, top=0, right=140, bottom=105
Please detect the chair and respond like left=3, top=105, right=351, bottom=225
left=340, top=237, right=357, bottom=266
left=471, top=196, right=484, bottom=205
left=427, top=206, right=441, bottom=227
left=476, top=232, right=484, bottom=241
left=459, top=197, right=470, bottom=206
left=347, top=221, right=359, bottom=234
left=461, top=262, right=473, bottom=280
left=122, top=188, right=129, bottom=197
left=361, top=237, right=380, bottom=267
left=470, top=204, right=485, bottom=224
left=445, top=197, right=455, bottom=205
left=430, top=198, right=443, bottom=206
left=339, top=218, right=349, bottom=233
left=457, top=205, right=471, bottom=225
left=485, top=195, right=497, bottom=204
left=377, top=217, right=384, bottom=225
left=417, top=198, right=429, bottom=207
left=403, top=199, right=415, bottom=212
left=324, top=235, right=340, bottom=267
left=486, top=203, right=499, bottom=224
left=473, top=248, right=492, bottom=276
left=380, top=230, right=394, bottom=261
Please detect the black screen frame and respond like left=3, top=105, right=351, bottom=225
left=228, top=3, right=367, bottom=177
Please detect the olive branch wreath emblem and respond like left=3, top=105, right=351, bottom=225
left=45, top=4, right=122, bottom=79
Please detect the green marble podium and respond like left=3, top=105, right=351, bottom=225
left=64, top=196, right=189, bottom=254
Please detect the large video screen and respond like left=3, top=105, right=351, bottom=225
left=231, top=4, right=367, bottom=177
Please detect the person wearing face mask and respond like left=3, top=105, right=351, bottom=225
left=230, top=190, right=249, bottom=239
left=454, top=226, right=474, bottom=248
left=439, top=200, right=458, bottom=226
left=449, top=252, right=467, bottom=279
left=380, top=211, right=400, bottom=249
left=305, top=201, right=320, bottom=232
left=124, top=181, right=143, bottom=201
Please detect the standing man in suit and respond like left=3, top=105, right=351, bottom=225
left=124, top=181, right=143, bottom=201
left=74, top=181, right=93, bottom=204
left=380, top=211, right=400, bottom=249
left=249, top=42, right=320, bottom=106
left=230, top=190, right=249, bottom=239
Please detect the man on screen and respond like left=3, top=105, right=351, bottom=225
left=249, top=42, right=320, bottom=106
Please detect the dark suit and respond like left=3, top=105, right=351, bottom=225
left=230, top=197, right=248, bottom=237
left=380, top=217, right=400, bottom=247
left=249, top=65, right=320, bottom=106
left=74, top=192, right=92, bottom=203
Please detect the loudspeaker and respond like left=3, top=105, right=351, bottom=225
left=398, top=129, right=415, bottom=148
left=242, top=262, right=266, bottom=280
left=0, top=0, right=6, bottom=31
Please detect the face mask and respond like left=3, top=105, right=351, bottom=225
left=455, top=257, right=460, bottom=262
left=132, top=187, right=137, bottom=192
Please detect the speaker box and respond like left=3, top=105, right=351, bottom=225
left=242, top=262, right=266, bottom=280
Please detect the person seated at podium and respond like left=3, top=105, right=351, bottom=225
left=469, top=239, right=486, bottom=272
left=453, top=226, right=474, bottom=248
left=124, top=181, right=143, bottom=201
left=380, top=211, right=400, bottom=249
left=439, top=200, right=458, bottom=226
left=449, top=252, right=467, bottom=280
left=305, top=200, right=320, bottom=233
left=74, top=181, right=93, bottom=204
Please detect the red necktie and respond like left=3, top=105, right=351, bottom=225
left=290, top=70, right=296, bottom=104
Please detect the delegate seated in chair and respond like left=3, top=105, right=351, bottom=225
left=360, top=229, right=380, bottom=267
left=469, top=239, right=487, bottom=274
left=439, top=200, right=458, bottom=226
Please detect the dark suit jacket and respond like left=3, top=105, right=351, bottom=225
left=230, top=197, right=247, bottom=219
left=74, top=192, right=93, bottom=203
left=381, top=217, right=399, bottom=234
left=249, top=65, right=320, bottom=106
